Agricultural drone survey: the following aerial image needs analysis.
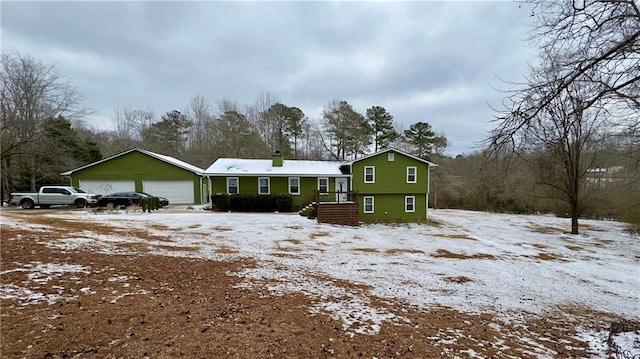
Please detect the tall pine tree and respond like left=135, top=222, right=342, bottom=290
left=366, top=106, right=399, bottom=151
left=141, top=110, right=193, bottom=157
left=403, top=122, right=445, bottom=160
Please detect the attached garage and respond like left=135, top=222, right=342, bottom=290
left=61, top=148, right=206, bottom=205
left=143, top=180, right=194, bottom=204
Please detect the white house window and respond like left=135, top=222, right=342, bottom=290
left=258, top=177, right=270, bottom=194
left=289, top=177, right=300, bottom=195
left=227, top=177, right=239, bottom=194
left=364, top=166, right=375, bottom=183
left=388, top=153, right=395, bottom=161
left=364, top=196, right=374, bottom=213
left=405, top=196, right=415, bottom=212
left=318, top=177, right=328, bottom=193
left=407, top=166, right=417, bottom=183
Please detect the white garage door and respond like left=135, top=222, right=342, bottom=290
left=79, top=180, right=135, bottom=195
left=143, top=180, right=194, bottom=204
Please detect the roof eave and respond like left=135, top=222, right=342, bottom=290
left=346, top=148, right=438, bottom=167
left=60, top=148, right=204, bottom=176
left=204, top=172, right=350, bottom=177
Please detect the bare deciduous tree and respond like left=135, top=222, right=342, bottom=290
left=321, top=100, right=372, bottom=160
left=515, top=0, right=640, bottom=125
left=183, top=95, right=216, bottom=167
left=492, top=63, right=612, bottom=234
left=1, top=53, right=86, bottom=195
left=487, top=0, right=639, bottom=233
left=111, top=107, right=155, bottom=149
left=250, top=91, right=279, bottom=155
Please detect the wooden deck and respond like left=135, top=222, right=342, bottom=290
left=316, top=202, right=359, bottom=226
left=299, top=191, right=360, bottom=226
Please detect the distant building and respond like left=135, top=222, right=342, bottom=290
left=585, top=166, right=625, bottom=189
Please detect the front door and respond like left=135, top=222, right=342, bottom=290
left=335, top=177, right=348, bottom=202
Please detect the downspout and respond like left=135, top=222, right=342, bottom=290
left=348, top=164, right=353, bottom=201
left=426, top=166, right=431, bottom=220
left=199, top=176, right=204, bottom=204
left=207, top=176, right=212, bottom=206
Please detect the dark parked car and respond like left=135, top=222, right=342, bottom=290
left=96, top=191, right=169, bottom=209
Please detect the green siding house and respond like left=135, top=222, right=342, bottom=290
left=204, top=149, right=437, bottom=222
left=61, top=148, right=207, bottom=204
left=347, top=149, right=436, bottom=222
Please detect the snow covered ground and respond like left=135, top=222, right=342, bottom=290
left=2, top=208, right=639, bottom=357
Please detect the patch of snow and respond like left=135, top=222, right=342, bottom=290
left=107, top=289, right=149, bottom=303
left=456, top=348, right=484, bottom=359
left=576, top=328, right=610, bottom=358
left=0, top=284, right=63, bottom=306
left=2, top=261, right=89, bottom=281
left=573, top=326, right=640, bottom=359
left=310, top=298, right=397, bottom=336
left=0, top=261, right=91, bottom=305
left=80, top=287, right=94, bottom=294
left=610, top=331, right=640, bottom=355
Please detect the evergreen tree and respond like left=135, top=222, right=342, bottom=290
left=141, top=110, right=192, bottom=157
left=81, top=138, right=102, bottom=163
left=285, top=106, right=307, bottom=159
left=213, top=111, right=267, bottom=158
left=263, top=104, right=309, bottom=159
left=366, top=106, right=399, bottom=151
left=403, top=122, right=446, bottom=160
left=264, top=103, right=293, bottom=156
left=14, top=116, right=103, bottom=189
left=346, top=112, right=373, bottom=158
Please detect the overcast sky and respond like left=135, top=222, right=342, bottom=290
left=2, top=1, right=537, bottom=156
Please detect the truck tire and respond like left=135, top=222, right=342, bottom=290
left=21, top=199, right=35, bottom=210
left=74, top=198, right=87, bottom=208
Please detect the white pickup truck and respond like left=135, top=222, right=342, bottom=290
left=9, top=186, right=100, bottom=209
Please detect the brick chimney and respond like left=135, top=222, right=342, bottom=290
left=272, top=151, right=283, bottom=167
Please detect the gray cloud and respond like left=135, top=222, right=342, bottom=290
left=1, top=1, right=536, bottom=156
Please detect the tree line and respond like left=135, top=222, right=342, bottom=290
left=105, top=96, right=449, bottom=165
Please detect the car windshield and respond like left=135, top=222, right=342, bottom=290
left=71, top=187, right=86, bottom=193
left=139, top=192, right=154, bottom=197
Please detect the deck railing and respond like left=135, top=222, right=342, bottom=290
left=312, top=190, right=358, bottom=205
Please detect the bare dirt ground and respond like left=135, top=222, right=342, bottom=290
left=0, top=209, right=623, bottom=358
